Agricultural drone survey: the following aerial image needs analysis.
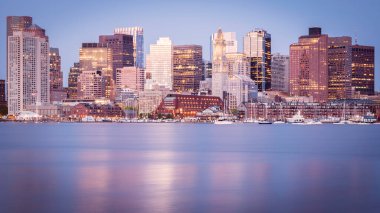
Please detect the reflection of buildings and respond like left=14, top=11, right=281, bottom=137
left=290, top=27, right=328, bottom=103
left=244, top=29, right=271, bottom=91
left=352, top=45, right=375, bottom=95
left=173, top=45, right=203, bottom=93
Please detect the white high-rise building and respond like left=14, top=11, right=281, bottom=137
left=271, top=53, right=290, bottom=93
left=114, top=27, right=144, bottom=68
left=225, top=53, right=249, bottom=77
left=227, top=75, right=258, bottom=110
left=146, top=37, right=173, bottom=90
left=211, top=29, right=229, bottom=99
left=7, top=31, right=50, bottom=115
left=210, top=31, right=237, bottom=60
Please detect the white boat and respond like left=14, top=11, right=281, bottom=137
left=334, top=120, right=354, bottom=125
left=287, top=111, right=305, bottom=124
left=363, top=112, right=377, bottom=123
left=273, top=121, right=286, bottom=124
left=320, top=117, right=341, bottom=124
left=214, top=117, right=234, bottom=125
left=82, top=116, right=95, bottom=122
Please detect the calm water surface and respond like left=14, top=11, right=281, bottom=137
left=0, top=123, right=380, bottom=212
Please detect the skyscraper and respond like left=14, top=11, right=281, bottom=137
left=173, top=45, right=203, bottom=93
left=210, top=32, right=237, bottom=60
left=49, top=48, right=65, bottom=102
left=8, top=31, right=50, bottom=115
left=114, top=27, right=144, bottom=68
left=271, top=53, right=290, bottom=93
left=243, top=29, right=272, bottom=91
left=225, top=53, right=250, bottom=77
left=77, top=71, right=106, bottom=100
left=211, top=29, right=228, bottom=100
left=352, top=45, right=375, bottom=95
left=79, top=43, right=114, bottom=100
left=68, top=62, right=80, bottom=99
left=99, top=34, right=134, bottom=80
left=146, top=37, right=173, bottom=90
left=328, top=37, right=352, bottom=100
left=289, top=27, right=328, bottom=103
left=116, top=67, right=144, bottom=92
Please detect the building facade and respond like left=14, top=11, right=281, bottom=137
left=0, top=80, right=6, bottom=106
left=7, top=31, right=50, bottom=115
left=77, top=71, right=106, bottom=100
left=116, top=67, right=144, bottom=92
left=210, top=31, right=237, bottom=60
left=271, top=53, right=290, bottom=93
left=352, top=45, right=375, bottom=95
left=68, top=62, right=81, bottom=99
left=49, top=48, right=65, bottom=102
left=226, top=75, right=258, bottom=111
left=114, top=27, right=144, bottom=68
left=173, top=45, right=203, bottom=93
left=328, top=37, right=352, bottom=100
left=211, top=29, right=228, bottom=100
left=243, top=29, right=272, bottom=91
left=289, top=27, right=328, bottom=103
left=146, top=37, right=173, bottom=90
left=225, top=53, right=250, bottom=77
left=99, top=34, right=134, bottom=80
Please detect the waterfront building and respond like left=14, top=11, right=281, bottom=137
left=211, top=28, right=228, bottom=99
left=99, top=34, right=134, bottom=80
left=289, top=27, right=328, bottom=103
left=225, top=53, right=250, bottom=77
left=210, top=31, right=237, bottom=60
left=226, top=75, right=258, bottom=111
left=243, top=29, right=272, bottom=91
left=156, top=94, right=224, bottom=117
left=173, top=45, right=203, bottom=93
left=146, top=37, right=173, bottom=90
left=77, top=71, right=106, bottom=100
left=7, top=30, right=50, bottom=115
left=68, top=62, right=81, bottom=99
left=328, top=37, right=353, bottom=100
left=114, top=27, right=144, bottom=68
left=352, top=45, right=375, bottom=95
left=138, top=90, right=165, bottom=115
left=70, top=103, right=125, bottom=119
left=271, top=53, right=290, bottom=93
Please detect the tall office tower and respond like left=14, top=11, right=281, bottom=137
left=328, top=37, right=352, bottom=100
left=49, top=48, right=63, bottom=91
left=114, top=27, right=144, bottom=68
left=77, top=71, right=106, bottom=100
left=271, top=53, right=290, bottom=93
left=210, top=31, right=237, bottom=60
left=99, top=34, right=134, bottom=80
left=79, top=43, right=114, bottom=100
left=225, top=53, right=249, bottom=77
left=49, top=48, right=65, bottom=102
left=202, top=60, right=212, bottom=79
left=68, top=62, right=80, bottom=99
left=173, top=45, right=203, bottom=93
left=289, top=27, right=328, bottom=103
left=146, top=37, right=173, bottom=90
left=7, top=31, right=50, bottom=115
left=352, top=45, right=375, bottom=95
left=116, top=67, right=144, bottom=92
left=7, top=16, right=33, bottom=87
left=211, top=29, right=228, bottom=99
left=243, top=29, right=272, bottom=91
left=0, top=80, right=5, bottom=106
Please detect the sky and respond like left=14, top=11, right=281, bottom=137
left=1, top=0, right=379, bottom=90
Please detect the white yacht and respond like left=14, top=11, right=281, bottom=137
left=214, top=117, right=234, bottom=125
left=82, top=116, right=95, bottom=122
left=286, top=111, right=305, bottom=124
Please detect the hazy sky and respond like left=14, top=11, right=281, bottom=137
left=1, top=0, right=379, bottom=90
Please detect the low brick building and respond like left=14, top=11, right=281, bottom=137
left=156, top=94, right=223, bottom=117
left=69, top=103, right=125, bottom=118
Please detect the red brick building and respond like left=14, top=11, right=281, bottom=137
left=156, top=94, right=223, bottom=117
left=69, top=103, right=125, bottom=118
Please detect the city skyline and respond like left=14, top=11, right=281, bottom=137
left=0, top=0, right=379, bottom=90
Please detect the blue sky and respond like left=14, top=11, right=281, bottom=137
left=1, top=0, right=379, bottom=90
